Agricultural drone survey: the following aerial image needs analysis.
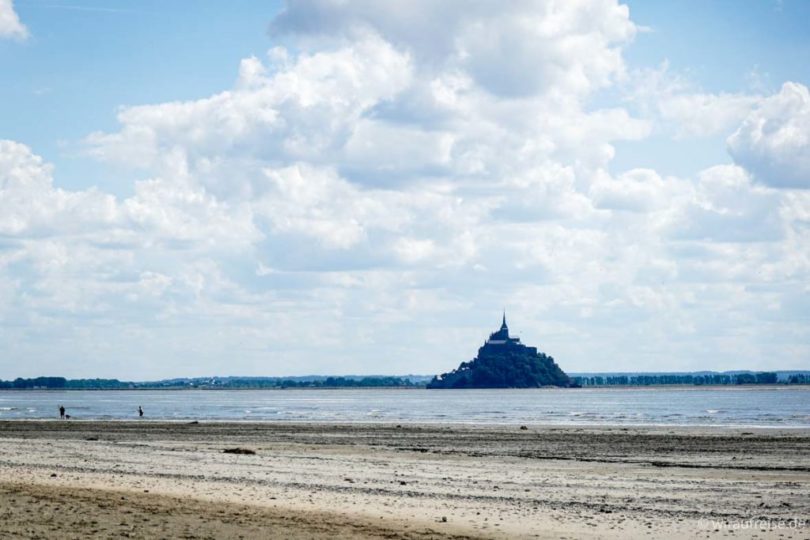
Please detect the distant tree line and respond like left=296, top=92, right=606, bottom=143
left=207, top=376, right=420, bottom=388
left=0, top=377, right=138, bottom=390
left=0, top=376, right=422, bottom=390
left=0, top=377, right=69, bottom=389
left=272, top=376, right=418, bottom=388
left=569, top=372, right=806, bottom=386
left=3, top=373, right=807, bottom=390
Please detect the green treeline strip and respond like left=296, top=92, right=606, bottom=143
left=0, top=376, right=422, bottom=390
left=571, top=372, right=810, bottom=386
left=206, top=376, right=421, bottom=389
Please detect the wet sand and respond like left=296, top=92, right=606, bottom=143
left=0, top=421, right=808, bottom=539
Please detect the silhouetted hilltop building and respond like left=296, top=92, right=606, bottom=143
left=428, top=314, right=571, bottom=389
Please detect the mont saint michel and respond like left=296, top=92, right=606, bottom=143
left=428, top=314, right=571, bottom=388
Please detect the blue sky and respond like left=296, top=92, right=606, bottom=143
left=626, top=0, right=810, bottom=91
left=1, top=0, right=808, bottom=379
left=3, top=0, right=284, bottom=193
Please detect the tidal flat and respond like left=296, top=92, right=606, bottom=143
left=0, top=421, right=808, bottom=539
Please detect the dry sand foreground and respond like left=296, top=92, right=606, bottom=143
left=0, top=422, right=808, bottom=539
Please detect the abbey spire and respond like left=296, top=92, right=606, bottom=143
left=487, top=312, right=517, bottom=344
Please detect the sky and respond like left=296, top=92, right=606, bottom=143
left=1, top=0, right=809, bottom=380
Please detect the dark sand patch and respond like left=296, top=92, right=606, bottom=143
left=0, top=482, right=478, bottom=540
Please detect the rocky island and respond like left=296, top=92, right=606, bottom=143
left=428, top=314, right=571, bottom=388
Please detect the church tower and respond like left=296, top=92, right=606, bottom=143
left=486, top=311, right=518, bottom=345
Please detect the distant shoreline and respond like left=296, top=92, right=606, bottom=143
left=1, top=383, right=809, bottom=391
left=4, top=370, right=808, bottom=391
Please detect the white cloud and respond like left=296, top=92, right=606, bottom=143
left=664, top=165, right=784, bottom=243
left=590, top=168, right=686, bottom=212
left=627, top=63, right=761, bottom=138
left=86, top=9, right=647, bottom=184
left=256, top=164, right=383, bottom=249
left=86, top=35, right=414, bottom=174
left=493, top=162, right=597, bottom=221
left=728, top=82, right=810, bottom=189
left=0, top=140, right=117, bottom=237
left=0, top=0, right=27, bottom=40
left=271, top=0, right=636, bottom=98
left=661, top=92, right=761, bottom=138
left=0, top=140, right=261, bottom=344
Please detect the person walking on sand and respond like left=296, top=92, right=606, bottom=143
left=138, top=406, right=144, bottom=418
left=59, top=405, right=65, bottom=419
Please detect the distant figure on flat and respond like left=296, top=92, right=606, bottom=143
left=59, top=405, right=65, bottom=419
left=138, top=406, right=144, bottom=418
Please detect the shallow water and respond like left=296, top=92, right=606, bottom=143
left=0, top=387, right=808, bottom=427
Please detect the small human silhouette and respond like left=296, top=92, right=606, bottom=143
left=59, top=405, right=65, bottom=419
left=138, top=406, right=144, bottom=418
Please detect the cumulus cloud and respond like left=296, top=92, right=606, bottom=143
left=627, top=63, right=761, bottom=138
left=590, top=168, right=685, bottom=212
left=0, top=140, right=117, bottom=237
left=0, top=141, right=258, bottom=249
left=728, top=82, right=810, bottom=189
left=86, top=8, right=647, bottom=184
left=271, top=0, right=636, bottom=98
left=86, top=35, right=414, bottom=175
left=0, top=140, right=260, bottom=343
left=0, top=0, right=27, bottom=40
left=664, top=165, right=784, bottom=243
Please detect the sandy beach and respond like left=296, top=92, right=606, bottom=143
left=0, top=421, right=808, bottom=539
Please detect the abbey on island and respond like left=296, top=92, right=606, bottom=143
left=428, top=314, right=571, bottom=389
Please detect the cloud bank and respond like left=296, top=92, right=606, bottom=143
left=1, top=1, right=809, bottom=378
